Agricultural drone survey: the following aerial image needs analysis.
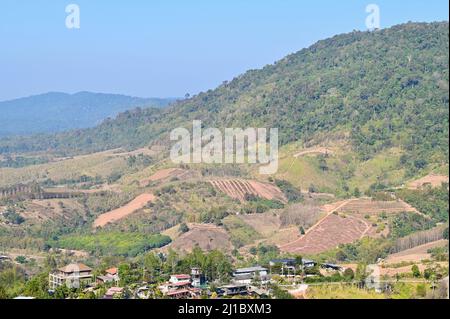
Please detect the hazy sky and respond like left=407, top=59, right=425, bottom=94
left=0, top=0, right=448, bottom=101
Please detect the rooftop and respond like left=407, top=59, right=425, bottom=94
left=234, top=266, right=267, bottom=274
left=171, top=274, right=191, bottom=279
left=167, top=289, right=190, bottom=296
left=105, top=287, right=124, bottom=295
left=170, top=281, right=191, bottom=287
left=105, top=267, right=118, bottom=275
left=58, top=263, right=92, bottom=273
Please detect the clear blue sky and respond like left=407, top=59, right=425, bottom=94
left=0, top=0, right=448, bottom=101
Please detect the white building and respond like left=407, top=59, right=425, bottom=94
left=233, top=266, right=269, bottom=285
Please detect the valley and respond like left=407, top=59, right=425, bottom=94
left=0, top=21, right=448, bottom=300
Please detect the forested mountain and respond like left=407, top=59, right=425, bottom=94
left=0, top=92, right=174, bottom=137
left=1, top=22, right=448, bottom=173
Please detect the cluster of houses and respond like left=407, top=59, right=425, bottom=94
left=48, top=263, right=124, bottom=299
left=158, top=271, right=203, bottom=299
left=44, top=258, right=343, bottom=299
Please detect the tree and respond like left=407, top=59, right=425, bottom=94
left=343, top=268, right=355, bottom=281
left=411, top=265, right=421, bottom=278
left=45, top=255, right=57, bottom=271
left=23, top=273, right=50, bottom=299
left=178, top=223, right=189, bottom=234
left=0, top=285, right=8, bottom=299
left=271, top=284, right=294, bottom=299
left=15, top=256, right=27, bottom=264
left=355, top=263, right=367, bottom=283
left=299, top=226, right=305, bottom=235
left=118, top=263, right=135, bottom=286
left=143, top=252, right=162, bottom=281
left=318, top=156, right=328, bottom=171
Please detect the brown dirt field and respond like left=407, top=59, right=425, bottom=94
left=162, top=223, right=233, bottom=253
left=385, top=240, right=449, bottom=264
left=209, top=179, right=287, bottom=203
left=279, top=197, right=425, bottom=254
left=139, top=168, right=195, bottom=186
left=408, top=174, right=449, bottom=189
left=93, top=193, right=155, bottom=228
left=294, top=147, right=335, bottom=157
left=280, top=213, right=371, bottom=254
left=336, top=198, right=418, bottom=215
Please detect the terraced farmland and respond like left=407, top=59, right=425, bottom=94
left=209, top=179, right=287, bottom=203
left=280, top=213, right=371, bottom=254
left=336, top=198, right=418, bottom=215
left=139, top=168, right=197, bottom=187
left=279, top=198, right=421, bottom=254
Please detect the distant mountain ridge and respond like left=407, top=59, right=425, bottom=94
left=0, top=92, right=175, bottom=137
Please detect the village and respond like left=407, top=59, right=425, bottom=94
left=5, top=252, right=446, bottom=300
left=5, top=256, right=357, bottom=299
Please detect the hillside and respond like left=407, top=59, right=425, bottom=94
left=0, top=22, right=447, bottom=197
left=0, top=92, right=174, bottom=137
left=0, top=23, right=447, bottom=172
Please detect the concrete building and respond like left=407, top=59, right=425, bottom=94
left=233, top=266, right=269, bottom=285
left=49, top=263, right=93, bottom=290
left=190, top=267, right=206, bottom=288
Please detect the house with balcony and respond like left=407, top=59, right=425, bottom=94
left=49, top=263, right=93, bottom=290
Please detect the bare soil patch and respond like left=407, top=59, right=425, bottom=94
left=280, top=213, right=371, bottom=254
left=279, top=197, right=423, bottom=254
left=163, top=223, right=233, bottom=253
left=385, top=240, right=448, bottom=264
left=408, top=174, right=449, bottom=189
left=93, top=193, right=155, bottom=228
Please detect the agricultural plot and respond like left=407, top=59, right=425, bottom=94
left=336, top=198, right=418, bottom=215
left=209, top=179, right=287, bottom=203
left=280, top=213, right=371, bottom=254
left=139, top=168, right=197, bottom=187
left=280, top=198, right=421, bottom=254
